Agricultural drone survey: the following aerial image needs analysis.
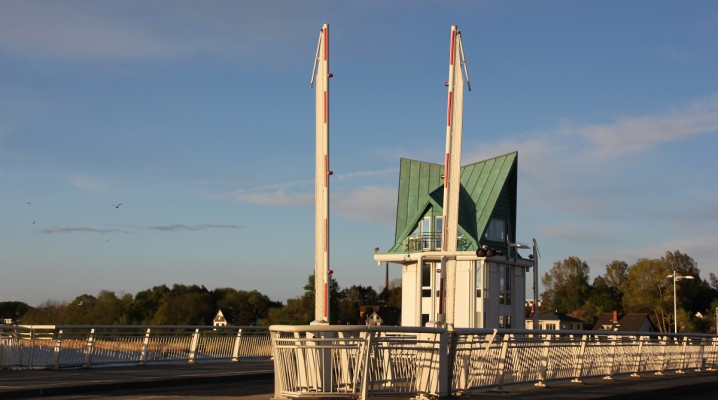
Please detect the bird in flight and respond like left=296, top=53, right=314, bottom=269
left=113, top=203, right=123, bottom=208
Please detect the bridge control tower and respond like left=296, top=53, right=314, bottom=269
left=373, top=27, right=533, bottom=329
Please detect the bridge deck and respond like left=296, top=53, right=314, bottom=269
left=1, top=362, right=717, bottom=399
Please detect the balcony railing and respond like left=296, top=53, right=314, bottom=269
left=405, top=234, right=471, bottom=252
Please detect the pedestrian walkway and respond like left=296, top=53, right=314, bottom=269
left=1, top=361, right=717, bottom=399
left=0, top=361, right=273, bottom=399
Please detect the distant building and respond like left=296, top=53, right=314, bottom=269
left=213, top=308, right=231, bottom=327
left=525, top=310, right=585, bottom=331
left=374, top=153, right=533, bottom=328
left=359, top=306, right=401, bottom=326
left=592, top=311, right=658, bottom=332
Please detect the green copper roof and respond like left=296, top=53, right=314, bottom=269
left=388, top=152, right=518, bottom=253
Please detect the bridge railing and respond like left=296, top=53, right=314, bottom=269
left=269, top=326, right=718, bottom=399
left=270, top=325, right=446, bottom=400
left=450, top=329, right=718, bottom=395
left=0, top=324, right=271, bottom=369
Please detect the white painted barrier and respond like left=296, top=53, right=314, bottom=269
left=0, top=325, right=271, bottom=369
left=269, top=326, right=718, bottom=399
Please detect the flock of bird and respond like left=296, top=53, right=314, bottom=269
left=26, top=201, right=123, bottom=242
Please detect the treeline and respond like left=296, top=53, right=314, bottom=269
left=1, top=276, right=401, bottom=326
left=541, top=250, right=718, bottom=333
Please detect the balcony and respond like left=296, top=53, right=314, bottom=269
left=404, top=233, right=471, bottom=252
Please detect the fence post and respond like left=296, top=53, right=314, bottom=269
left=677, top=336, right=688, bottom=374
left=28, top=327, right=35, bottom=369
left=82, top=328, right=96, bottom=367
left=271, top=330, right=289, bottom=400
left=52, top=329, right=62, bottom=369
left=603, top=334, right=618, bottom=380
left=231, top=328, right=243, bottom=362
left=697, top=337, right=707, bottom=372
left=536, top=333, right=551, bottom=387
left=446, top=330, right=458, bottom=396
left=707, top=337, right=718, bottom=372
left=188, top=328, right=200, bottom=364
left=571, top=334, right=588, bottom=383
left=360, top=331, right=373, bottom=400
left=630, top=335, right=645, bottom=378
left=495, top=333, right=510, bottom=389
left=51, top=328, right=63, bottom=369
left=140, top=328, right=151, bottom=365
left=655, top=335, right=669, bottom=375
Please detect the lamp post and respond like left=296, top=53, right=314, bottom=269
left=666, top=270, right=694, bottom=334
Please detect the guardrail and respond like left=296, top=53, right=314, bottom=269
left=270, top=325, right=446, bottom=400
left=269, top=325, right=718, bottom=399
left=0, top=324, right=271, bottom=369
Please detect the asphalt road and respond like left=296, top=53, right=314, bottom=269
left=3, top=361, right=718, bottom=399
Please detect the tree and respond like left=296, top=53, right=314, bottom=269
left=621, top=258, right=671, bottom=332
left=303, top=274, right=340, bottom=324
left=383, top=278, right=402, bottom=309
left=580, top=276, right=622, bottom=327
left=17, top=300, right=67, bottom=324
left=214, top=288, right=282, bottom=325
left=541, top=256, right=591, bottom=314
left=153, top=284, right=214, bottom=325
left=126, top=285, right=170, bottom=324
left=337, top=285, right=379, bottom=324
left=604, top=260, right=628, bottom=293
left=0, top=301, right=32, bottom=322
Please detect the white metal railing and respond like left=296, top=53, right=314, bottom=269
left=270, top=326, right=718, bottom=399
left=0, top=325, right=271, bottom=369
left=450, top=329, right=718, bottom=395
left=270, top=325, right=447, bottom=399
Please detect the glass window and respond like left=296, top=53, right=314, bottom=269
left=499, top=266, right=512, bottom=305
left=434, top=216, right=443, bottom=249
left=421, top=262, right=430, bottom=287
left=421, top=217, right=431, bottom=249
left=485, top=219, right=505, bottom=241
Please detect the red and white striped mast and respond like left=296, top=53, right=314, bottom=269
left=438, top=25, right=471, bottom=328
left=311, top=24, right=332, bottom=324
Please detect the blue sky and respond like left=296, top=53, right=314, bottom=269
left=1, top=1, right=717, bottom=307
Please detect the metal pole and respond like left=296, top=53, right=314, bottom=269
left=532, top=239, right=539, bottom=330
left=673, top=270, right=678, bottom=334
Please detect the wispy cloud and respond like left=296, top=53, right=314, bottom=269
left=232, top=190, right=313, bottom=208
left=334, top=168, right=399, bottom=181
left=578, top=94, right=718, bottom=159
left=0, top=2, right=190, bottom=60
left=228, top=169, right=399, bottom=210
left=146, top=224, right=244, bottom=232
left=466, top=93, right=718, bottom=167
left=0, top=1, right=318, bottom=61
left=333, top=186, right=396, bottom=228
left=40, top=227, right=126, bottom=234
left=40, top=224, right=243, bottom=234
left=67, top=175, right=110, bottom=192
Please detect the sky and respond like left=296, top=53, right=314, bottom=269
left=1, top=1, right=717, bottom=307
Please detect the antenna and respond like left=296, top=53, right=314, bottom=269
left=457, top=31, right=472, bottom=91
left=310, top=28, right=323, bottom=88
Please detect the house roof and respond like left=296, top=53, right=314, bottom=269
left=388, top=152, right=518, bottom=253
left=592, top=313, right=658, bottom=332
left=536, top=311, right=585, bottom=324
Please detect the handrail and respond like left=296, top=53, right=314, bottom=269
left=0, top=324, right=271, bottom=369
left=269, top=325, right=718, bottom=400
